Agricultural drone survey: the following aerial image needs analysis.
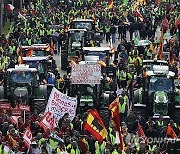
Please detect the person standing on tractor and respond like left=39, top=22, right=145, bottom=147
left=134, top=54, right=143, bottom=76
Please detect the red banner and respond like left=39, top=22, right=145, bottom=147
left=19, top=104, right=30, bottom=112
left=11, top=109, right=22, bottom=116
left=0, top=103, right=11, bottom=110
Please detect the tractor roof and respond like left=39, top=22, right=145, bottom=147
left=22, top=56, right=48, bottom=61
left=73, top=19, right=94, bottom=22
left=143, top=60, right=168, bottom=65
left=7, top=64, right=37, bottom=72
left=147, top=67, right=175, bottom=77
left=68, top=29, right=87, bottom=32
left=84, top=56, right=99, bottom=62
left=21, top=44, right=49, bottom=50
left=83, top=47, right=111, bottom=52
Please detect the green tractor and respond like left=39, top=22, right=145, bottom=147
left=70, top=59, right=113, bottom=128
left=133, top=64, right=180, bottom=124
left=61, top=29, right=89, bottom=70
left=0, top=64, right=48, bottom=113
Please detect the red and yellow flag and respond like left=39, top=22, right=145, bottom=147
left=169, top=36, right=177, bottom=64
left=166, top=125, right=177, bottom=138
left=26, top=49, right=33, bottom=57
left=109, top=100, right=124, bottom=150
left=108, top=0, right=113, bottom=9
left=84, top=109, right=108, bottom=143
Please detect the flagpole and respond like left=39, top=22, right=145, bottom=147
left=0, top=0, right=4, bottom=35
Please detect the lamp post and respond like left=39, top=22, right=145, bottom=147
left=0, top=0, right=4, bottom=35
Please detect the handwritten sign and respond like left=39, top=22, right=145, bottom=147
left=71, top=64, right=101, bottom=84
left=45, top=88, right=77, bottom=121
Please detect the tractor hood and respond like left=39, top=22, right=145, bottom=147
left=153, top=91, right=168, bottom=115
left=14, top=87, right=28, bottom=103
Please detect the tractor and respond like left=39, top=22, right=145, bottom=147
left=133, top=63, right=180, bottom=124
left=0, top=64, right=48, bottom=113
left=70, top=19, right=101, bottom=46
left=61, top=29, right=89, bottom=70
left=70, top=58, right=115, bottom=128
left=21, top=44, right=51, bottom=57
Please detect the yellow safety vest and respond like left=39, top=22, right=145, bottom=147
left=95, top=141, right=106, bottom=154
left=119, top=71, right=127, bottom=81
left=128, top=57, right=135, bottom=65
left=157, top=121, right=164, bottom=126
left=67, top=144, right=80, bottom=154
left=9, top=46, right=16, bottom=54
left=49, top=139, right=59, bottom=150
left=0, top=62, right=4, bottom=71
left=119, top=102, right=126, bottom=113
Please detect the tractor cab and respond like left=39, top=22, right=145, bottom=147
left=22, top=56, right=49, bottom=80
left=71, top=19, right=100, bottom=46
left=5, top=65, right=39, bottom=106
left=21, top=44, right=51, bottom=57
left=67, top=29, right=88, bottom=59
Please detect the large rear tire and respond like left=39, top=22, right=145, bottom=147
left=99, top=109, right=109, bottom=129
left=61, top=51, right=68, bottom=70
left=33, top=100, right=46, bottom=114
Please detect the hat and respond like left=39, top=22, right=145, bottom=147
left=31, top=141, right=37, bottom=145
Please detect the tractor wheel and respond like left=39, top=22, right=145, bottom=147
left=61, top=51, right=68, bottom=70
left=33, top=100, right=46, bottom=114
left=174, top=105, right=180, bottom=125
left=99, top=109, right=109, bottom=129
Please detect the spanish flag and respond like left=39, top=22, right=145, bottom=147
left=169, top=36, right=177, bottom=64
left=108, top=0, right=113, bottom=9
left=98, top=60, right=106, bottom=67
left=166, top=125, right=177, bottom=138
left=26, top=49, right=33, bottom=57
left=109, top=100, right=124, bottom=150
left=8, top=134, right=19, bottom=147
left=84, top=109, right=108, bottom=143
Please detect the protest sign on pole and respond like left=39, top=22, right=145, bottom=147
left=0, top=102, right=11, bottom=110
left=23, top=127, right=33, bottom=149
left=71, top=63, right=101, bottom=84
left=45, top=87, right=77, bottom=121
left=40, top=111, right=56, bottom=131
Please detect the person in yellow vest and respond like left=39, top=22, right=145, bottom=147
left=56, top=75, right=65, bottom=93
left=8, top=42, right=16, bottom=55
left=117, top=67, right=127, bottom=88
left=134, top=54, right=143, bottom=76
left=119, top=96, right=128, bottom=122
left=156, top=115, right=165, bottom=133
left=66, top=140, right=80, bottom=154
left=95, top=140, right=106, bottom=154
left=0, top=58, right=5, bottom=73
left=3, top=52, right=9, bottom=67
left=128, top=54, right=135, bottom=72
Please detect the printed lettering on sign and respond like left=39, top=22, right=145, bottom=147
left=45, top=88, right=77, bottom=121
left=71, top=64, right=101, bottom=84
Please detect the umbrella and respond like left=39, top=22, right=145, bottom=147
left=135, top=40, right=152, bottom=46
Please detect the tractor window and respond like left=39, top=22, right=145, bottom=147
left=24, top=50, right=47, bottom=57
left=11, top=71, right=33, bottom=84
left=71, top=32, right=84, bottom=42
left=74, top=22, right=92, bottom=31
left=149, top=77, right=173, bottom=92
left=86, top=51, right=106, bottom=61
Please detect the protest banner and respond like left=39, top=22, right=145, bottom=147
left=0, top=102, right=11, bottom=110
left=40, top=111, right=56, bottom=131
left=45, top=87, right=77, bottom=121
left=23, top=127, right=33, bottom=149
left=71, top=63, right=101, bottom=84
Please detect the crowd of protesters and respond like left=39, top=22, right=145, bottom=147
left=0, top=0, right=180, bottom=153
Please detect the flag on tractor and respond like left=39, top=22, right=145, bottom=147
left=109, top=99, right=124, bottom=150
left=26, top=49, right=33, bottom=57
left=166, top=125, right=177, bottom=138
left=84, top=109, right=108, bottom=142
left=108, top=0, right=113, bottom=9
